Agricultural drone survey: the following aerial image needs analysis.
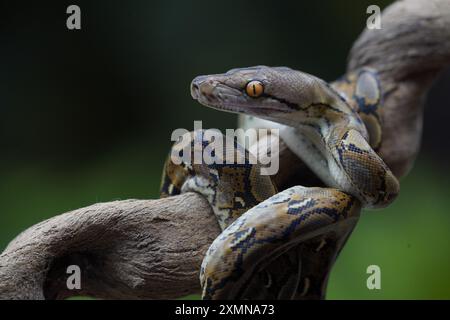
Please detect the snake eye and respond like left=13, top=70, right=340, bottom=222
left=246, top=80, right=264, bottom=98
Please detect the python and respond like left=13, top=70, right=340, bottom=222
left=170, top=120, right=280, bottom=175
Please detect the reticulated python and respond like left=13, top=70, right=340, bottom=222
left=160, top=66, right=399, bottom=299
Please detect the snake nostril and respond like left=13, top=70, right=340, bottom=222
left=191, top=83, right=200, bottom=99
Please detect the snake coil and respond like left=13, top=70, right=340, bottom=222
left=161, top=66, right=399, bottom=299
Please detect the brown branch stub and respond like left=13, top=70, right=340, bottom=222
left=0, top=193, right=220, bottom=299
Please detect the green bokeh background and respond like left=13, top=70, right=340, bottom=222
left=1, top=0, right=449, bottom=299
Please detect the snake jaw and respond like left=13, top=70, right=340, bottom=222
left=191, top=67, right=303, bottom=117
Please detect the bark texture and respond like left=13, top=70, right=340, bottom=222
left=0, top=194, right=220, bottom=299
left=348, top=0, right=450, bottom=177
left=1, top=0, right=450, bottom=299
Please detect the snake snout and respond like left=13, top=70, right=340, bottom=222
left=191, top=76, right=217, bottom=101
left=354, top=159, right=400, bottom=209
left=190, top=76, right=205, bottom=100
left=191, top=83, right=199, bottom=99
left=334, top=129, right=400, bottom=209
left=362, top=152, right=400, bottom=209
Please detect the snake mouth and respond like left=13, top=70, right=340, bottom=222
left=191, top=77, right=291, bottom=116
left=191, top=81, right=246, bottom=113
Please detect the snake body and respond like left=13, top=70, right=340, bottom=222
left=160, top=66, right=399, bottom=299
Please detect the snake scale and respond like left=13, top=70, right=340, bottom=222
left=160, top=66, right=400, bottom=299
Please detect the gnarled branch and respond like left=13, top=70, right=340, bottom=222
left=348, top=0, right=450, bottom=177
left=1, top=0, right=450, bottom=299
left=0, top=193, right=219, bottom=299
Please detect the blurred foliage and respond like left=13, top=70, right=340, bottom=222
left=3, top=154, right=448, bottom=300
left=1, top=0, right=449, bottom=299
left=329, top=158, right=450, bottom=299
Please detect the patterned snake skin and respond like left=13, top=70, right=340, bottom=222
left=160, top=66, right=399, bottom=299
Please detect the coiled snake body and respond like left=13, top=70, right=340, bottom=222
left=160, top=66, right=399, bottom=299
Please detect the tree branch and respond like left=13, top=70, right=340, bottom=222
left=0, top=193, right=220, bottom=299
left=348, top=0, right=450, bottom=177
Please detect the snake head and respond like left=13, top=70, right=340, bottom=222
left=191, top=66, right=327, bottom=125
left=191, top=66, right=399, bottom=209
left=191, top=66, right=366, bottom=133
